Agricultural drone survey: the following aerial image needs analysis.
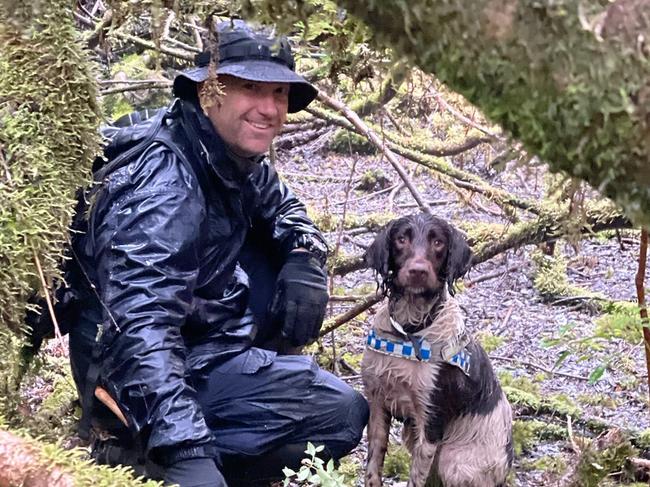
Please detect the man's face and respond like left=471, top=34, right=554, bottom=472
left=206, top=75, right=290, bottom=157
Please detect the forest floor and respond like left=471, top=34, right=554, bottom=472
left=276, top=126, right=650, bottom=486
left=26, top=121, right=650, bottom=486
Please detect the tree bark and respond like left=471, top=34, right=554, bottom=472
left=334, top=0, right=650, bottom=226
left=0, top=430, right=73, bottom=487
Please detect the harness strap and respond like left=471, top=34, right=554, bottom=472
left=366, top=329, right=472, bottom=376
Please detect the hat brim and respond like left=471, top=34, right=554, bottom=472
left=174, top=59, right=318, bottom=113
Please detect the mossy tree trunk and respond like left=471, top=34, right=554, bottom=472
left=333, top=0, right=650, bottom=226
left=0, top=0, right=100, bottom=404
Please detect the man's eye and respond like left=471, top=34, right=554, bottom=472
left=242, top=83, right=256, bottom=91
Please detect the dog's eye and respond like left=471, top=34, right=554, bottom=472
left=432, top=239, right=445, bottom=248
left=396, top=235, right=407, bottom=245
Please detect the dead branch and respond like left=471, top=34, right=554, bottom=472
left=100, top=81, right=172, bottom=95
left=429, top=86, right=502, bottom=139
left=317, top=91, right=432, bottom=213
left=636, top=228, right=650, bottom=400
left=110, top=31, right=195, bottom=61
left=306, top=104, right=540, bottom=215
left=320, top=293, right=382, bottom=336
left=0, top=430, right=73, bottom=487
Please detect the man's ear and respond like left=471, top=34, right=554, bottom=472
left=445, top=225, right=472, bottom=295
left=364, top=221, right=395, bottom=280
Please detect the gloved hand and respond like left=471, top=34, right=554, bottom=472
left=163, top=457, right=226, bottom=487
left=270, top=251, right=329, bottom=347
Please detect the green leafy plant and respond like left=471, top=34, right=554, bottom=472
left=282, top=442, right=348, bottom=486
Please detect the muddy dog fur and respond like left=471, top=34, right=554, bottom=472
left=361, top=213, right=513, bottom=487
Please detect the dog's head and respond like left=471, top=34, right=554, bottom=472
left=364, top=213, right=472, bottom=297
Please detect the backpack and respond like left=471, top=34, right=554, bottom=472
left=25, top=100, right=211, bottom=355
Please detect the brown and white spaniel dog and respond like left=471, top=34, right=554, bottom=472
left=361, top=213, right=513, bottom=487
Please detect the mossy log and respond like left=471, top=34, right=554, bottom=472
left=0, top=1, right=100, bottom=339
left=330, top=203, right=631, bottom=275
left=333, top=0, right=650, bottom=226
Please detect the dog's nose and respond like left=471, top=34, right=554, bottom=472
left=408, top=265, right=429, bottom=280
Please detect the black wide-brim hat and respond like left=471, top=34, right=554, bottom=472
left=174, top=20, right=318, bottom=113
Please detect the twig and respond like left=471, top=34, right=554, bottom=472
left=110, top=31, right=195, bottom=61
left=32, top=250, right=63, bottom=344
left=465, top=264, right=518, bottom=287
left=490, top=354, right=590, bottom=381
left=329, top=295, right=371, bottom=302
left=388, top=182, right=405, bottom=212
left=100, top=81, right=171, bottom=95
left=429, top=86, right=502, bottom=139
left=636, top=228, right=650, bottom=401
left=317, top=91, right=432, bottom=214
left=331, top=182, right=400, bottom=206
left=320, top=293, right=382, bottom=336
left=550, top=295, right=609, bottom=306
left=327, top=157, right=359, bottom=374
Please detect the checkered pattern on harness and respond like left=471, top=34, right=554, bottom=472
left=366, top=329, right=471, bottom=375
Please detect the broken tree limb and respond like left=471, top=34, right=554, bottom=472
left=330, top=203, right=632, bottom=276
left=306, top=103, right=540, bottom=215
left=320, top=292, right=382, bottom=336
left=317, top=91, right=432, bottom=214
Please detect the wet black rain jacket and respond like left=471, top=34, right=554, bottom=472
left=70, top=99, right=324, bottom=465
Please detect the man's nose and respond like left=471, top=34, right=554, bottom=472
left=256, top=92, right=279, bottom=116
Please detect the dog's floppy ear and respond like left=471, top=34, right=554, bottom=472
left=364, top=221, right=395, bottom=280
left=445, top=225, right=472, bottom=295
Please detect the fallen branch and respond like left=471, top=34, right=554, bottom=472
left=320, top=293, right=382, bottom=336
left=317, top=91, right=432, bottom=214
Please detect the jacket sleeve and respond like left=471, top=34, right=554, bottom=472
left=90, top=145, right=214, bottom=463
left=251, top=160, right=327, bottom=257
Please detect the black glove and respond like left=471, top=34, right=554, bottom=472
left=270, top=251, right=329, bottom=347
left=163, top=458, right=226, bottom=487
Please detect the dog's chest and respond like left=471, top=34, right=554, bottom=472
left=362, top=348, right=441, bottom=420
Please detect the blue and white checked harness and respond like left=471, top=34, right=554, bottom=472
left=366, top=326, right=472, bottom=376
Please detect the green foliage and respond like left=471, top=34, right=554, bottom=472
left=101, top=52, right=171, bottom=120
left=328, top=0, right=650, bottom=227
left=573, top=430, right=637, bottom=486
left=520, top=454, right=567, bottom=474
left=512, top=419, right=566, bottom=457
left=634, top=429, right=650, bottom=450
left=0, top=0, right=101, bottom=419
left=594, top=302, right=644, bottom=345
left=282, top=442, right=348, bottom=486
left=356, top=169, right=390, bottom=192
left=383, top=444, right=410, bottom=480
left=328, top=129, right=377, bottom=155
left=499, top=371, right=582, bottom=418
left=475, top=329, right=505, bottom=353
left=531, top=250, right=580, bottom=299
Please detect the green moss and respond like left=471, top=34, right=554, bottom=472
left=577, top=393, right=618, bottom=409
left=574, top=430, right=637, bottom=486
left=595, top=301, right=644, bottom=345
left=633, top=429, right=650, bottom=450
left=0, top=0, right=101, bottom=416
left=383, top=444, right=410, bottom=480
left=328, top=129, right=377, bottom=155
left=521, top=454, right=567, bottom=474
left=356, top=169, right=390, bottom=192
left=475, top=330, right=504, bottom=353
left=337, top=455, right=362, bottom=484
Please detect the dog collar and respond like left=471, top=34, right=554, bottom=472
left=366, top=329, right=471, bottom=376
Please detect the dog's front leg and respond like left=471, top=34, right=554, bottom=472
left=407, top=440, right=438, bottom=487
left=365, top=401, right=391, bottom=487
